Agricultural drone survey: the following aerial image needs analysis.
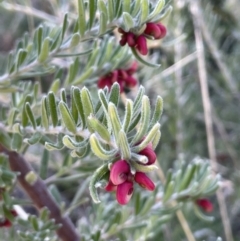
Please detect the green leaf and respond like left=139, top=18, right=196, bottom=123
left=133, top=85, right=145, bottom=111
left=55, top=48, right=92, bottom=58
left=59, top=101, right=77, bottom=134
left=49, top=79, right=60, bottom=95
left=99, top=12, right=107, bottom=36
left=131, top=95, right=151, bottom=144
left=37, top=26, right=43, bottom=55
left=70, top=33, right=80, bottom=48
left=72, top=66, right=96, bottom=85
left=16, top=49, right=28, bottom=71
left=132, top=123, right=160, bottom=152
left=25, top=102, right=36, bottom=129
left=149, top=95, right=163, bottom=130
left=22, top=95, right=33, bottom=127
left=47, top=92, right=58, bottom=127
left=131, top=47, right=161, bottom=68
left=11, top=133, right=22, bottom=151
left=61, top=13, right=69, bottom=40
left=77, top=0, right=86, bottom=37
left=131, top=162, right=157, bottom=172
left=38, top=37, right=51, bottom=63
left=107, top=0, right=114, bottom=22
left=152, top=130, right=161, bottom=150
left=163, top=180, right=174, bottom=202
left=122, top=12, right=134, bottom=31
left=81, top=87, right=94, bottom=130
left=39, top=149, right=49, bottom=180
left=73, top=87, right=86, bottom=128
left=88, top=114, right=111, bottom=142
left=108, top=102, right=122, bottom=144
left=131, top=0, right=141, bottom=17
left=140, top=0, right=149, bottom=23
left=41, top=96, right=49, bottom=130
left=89, top=0, right=97, bottom=29
left=89, top=163, right=109, bottom=203
left=152, top=5, right=172, bottom=22
left=123, top=99, right=133, bottom=132
left=45, top=133, right=64, bottom=151
left=61, top=89, right=67, bottom=102
left=123, top=0, right=131, bottom=12
left=24, top=132, right=42, bottom=145
left=71, top=92, right=78, bottom=124
left=108, top=82, right=120, bottom=107
left=98, top=0, right=108, bottom=17
left=118, top=130, right=131, bottom=160
left=178, top=164, right=196, bottom=192
left=62, top=135, right=88, bottom=149
left=89, top=134, right=117, bottom=160
left=147, top=0, right=165, bottom=21
left=194, top=204, right=215, bottom=222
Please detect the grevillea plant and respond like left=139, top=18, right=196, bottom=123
left=0, top=0, right=222, bottom=241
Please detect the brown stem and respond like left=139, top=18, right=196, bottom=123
left=0, top=144, right=80, bottom=241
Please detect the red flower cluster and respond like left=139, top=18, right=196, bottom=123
left=0, top=210, right=17, bottom=228
left=105, top=145, right=157, bottom=205
left=119, top=22, right=167, bottom=55
left=196, top=199, right=213, bottom=213
left=97, top=63, right=138, bottom=93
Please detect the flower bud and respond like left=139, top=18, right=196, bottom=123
left=196, top=199, right=213, bottom=212
left=134, top=172, right=155, bottom=191
left=138, top=146, right=156, bottom=165
left=144, top=22, right=161, bottom=39
left=136, top=35, right=148, bottom=55
left=156, top=23, right=167, bottom=39
left=127, top=32, right=136, bottom=47
left=110, top=160, right=130, bottom=185
left=116, top=181, right=134, bottom=205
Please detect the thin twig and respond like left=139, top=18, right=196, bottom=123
left=0, top=144, right=80, bottom=241
left=0, top=2, right=60, bottom=24
left=190, top=2, right=234, bottom=241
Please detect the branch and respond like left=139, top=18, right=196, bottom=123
left=0, top=144, right=80, bottom=241
left=190, top=2, right=234, bottom=241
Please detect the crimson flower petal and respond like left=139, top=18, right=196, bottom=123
left=156, top=23, right=167, bottom=39
left=144, top=22, right=161, bottom=39
left=105, top=180, right=117, bottom=192
left=196, top=199, right=213, bottom=213
left=127, top=32, right=136, bottom=47
left=134, top=172, right=155, bottom=191
left=119, top=34, right=127, bottom=46
left=116, top=181, right=134, bottom=205
left=124, top=76, right=138, bottom=88
left=110, top=160, right=130, bottom=185
left=136, top=35, right=148, bottom=55
left=98, top=77, right=112, bottom=89
left=138, top=146, right=156, bottom=165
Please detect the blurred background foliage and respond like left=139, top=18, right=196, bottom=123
left=0, top=0, right=239, bottom=240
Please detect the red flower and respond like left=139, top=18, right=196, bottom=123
left=0, top=210, right=17, bottom=228
left=97, top=64, right=138, bottom=93
left=138, top=146, right=157, bottom=165
left=196, top=199, right=213, bottom=212
left=134, top=172, right=155, bottom=191
left=118, top=22, right=167, bottom=55
left=136, top=35, right=148, bottom=55
left=116, top=181, right=134, bottom=205
left=110, top=160, right=130, bottom=185
left=105, top=159, right=156, bottom=205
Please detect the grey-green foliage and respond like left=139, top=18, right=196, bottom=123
left=3, top=82, right=163, bottom=203
left=0, top=0, right=169, bottom=90
left=163, top=157, right=219, bottom=203
left=17, top=207, right=59, bottom=241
